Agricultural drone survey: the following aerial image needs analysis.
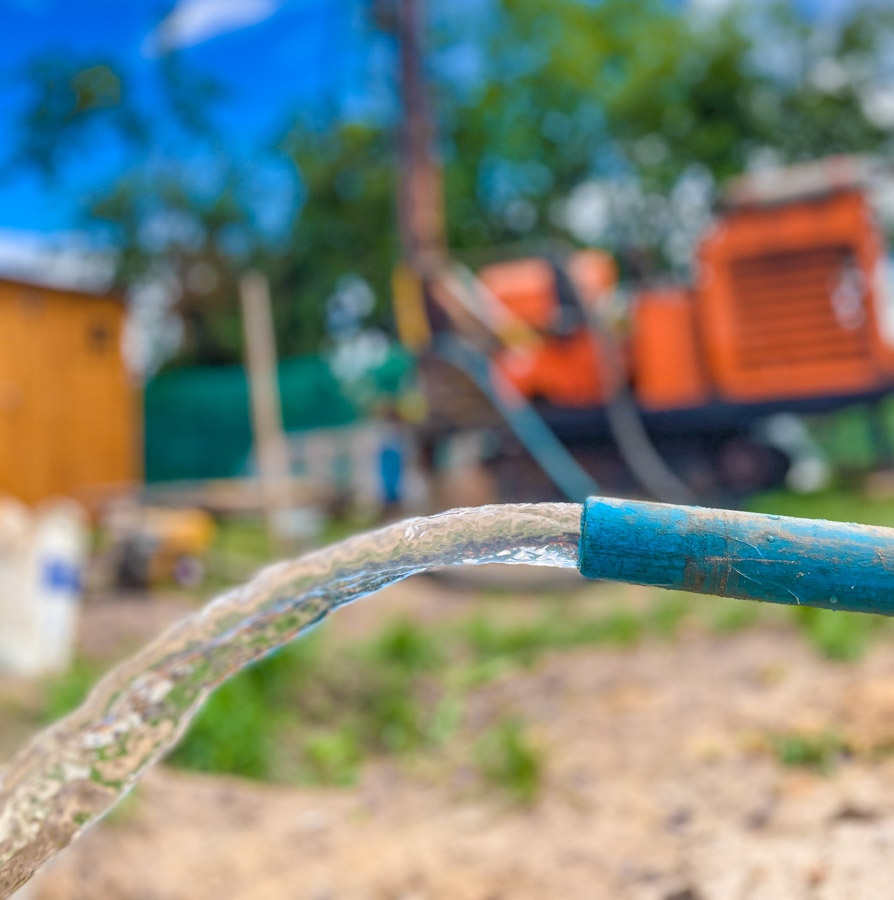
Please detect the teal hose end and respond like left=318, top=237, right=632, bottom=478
left=579, top=496, right=894, bottom=616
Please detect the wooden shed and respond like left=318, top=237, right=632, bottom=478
left=0, top=277, right=140, bottom=505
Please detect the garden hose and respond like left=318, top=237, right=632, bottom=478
left=579, top=497, right=894, bottom=616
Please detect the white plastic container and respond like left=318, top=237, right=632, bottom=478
left=0, top=497, right=36, bottom=675
left=32, top=501, right=88, bottom=673
left=0, top=499, right=87, bottom=676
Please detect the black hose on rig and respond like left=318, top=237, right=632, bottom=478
left=552, top=262, right=698, bottom=505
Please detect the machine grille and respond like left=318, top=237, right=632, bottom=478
left=727, top=244, right=869, bottom=371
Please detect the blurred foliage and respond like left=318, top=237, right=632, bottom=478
left=475, top=717, right=543, bottom=805
left=747, top=484, right=894, bottom=528
left=168, top=618, right=455, bottom=783
left=710, top=598, right=762, bottom=635
left=167, top=635, right=321, bottom=780
left=463, top=602, right=644, bottom=671
left=39, top=527, right=894, bottom=793
left=790, top=605, right=886, bottom=662
left=92, top=170, right=258, bottom=365
left=41, top=656, right=102, bottom=724
left=165, top=592, right=720, bottom=782
left=9, top=1, right=894, bottom=365
left=746, top=485, right=894, bottom=661
left=439, top=0, right=894, bottom=275
left=769, top=729, right=850, bottom=774
left=273, top=125, right=399, bottom=354
left=167, top=666, right=290, bottom=780
left=9, top=57, right=139, bottom=176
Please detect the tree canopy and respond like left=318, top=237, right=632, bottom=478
left=9, top=0, right=894, bottom=368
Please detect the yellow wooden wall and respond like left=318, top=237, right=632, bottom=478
left=0, top=279, right=140, bottom=505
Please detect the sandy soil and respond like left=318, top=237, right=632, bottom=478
left=23, top=590, right=894, bottom=900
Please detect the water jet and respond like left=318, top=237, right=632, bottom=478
left=2, top=497, right=893, bottom=895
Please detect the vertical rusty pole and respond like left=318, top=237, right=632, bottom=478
left=396, top=0, right=446, bottom=277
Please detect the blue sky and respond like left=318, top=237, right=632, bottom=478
left=0, top=0, right=871, bottom=238
left=0, top=0, right=385, bottom=234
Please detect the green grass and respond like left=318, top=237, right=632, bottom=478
left=476, top=717, right=543, bottom=805
left=769, top=729, right=850, bottom=774
left=40, top=597, right=685, bottom=791
left=302, top=728, right=362, bottom=785
left=747, top=485, right=894, bottom=528
left=710, top=598, right=764, bottom=634
left=167, top=672, right=288, bottom=780
left=789, top=605, right=888, bottom=662
left=745, top=484, right=894, bottom=661
left=647, top=593, right=694, bottom=640
left=42, top=657, right=103, bottom=722
left=42, top=482, right=894, bottom=795
left=163, top=595, right=714, bottom=786
left=213, top=518, right=272, bottom=563
left=168, top=618, right=454, bottom=784
left=807, top=402, right=893, bottom=472
left=41, top=592, right=891, bottom=796
left=50, top=579, right=883, bottom=793
left=368, top=616, right=443, bottom=673
left=462, top=603, right=646, bottom=670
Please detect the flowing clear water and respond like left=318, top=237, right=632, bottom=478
left=0, top=502, right=581, bottom=897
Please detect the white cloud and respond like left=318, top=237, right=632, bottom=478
left=143, top=0, right=280, bottom=56
left=0, top=230, right=184, bottom=376
left=688, top=0, right=736, bottom=12
left=0, top=229, right=114, bottom=293
left=862, top=85, right=894, bottom=129
left=562, top=181, right=611, bottom=244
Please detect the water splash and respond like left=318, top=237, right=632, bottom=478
left=0, top=502, right=581, bottom=896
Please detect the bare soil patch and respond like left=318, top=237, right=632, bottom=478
left=25, top=589, right=894, bottom=900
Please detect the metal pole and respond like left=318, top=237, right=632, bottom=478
left=396, top=0, right=446, bottom=276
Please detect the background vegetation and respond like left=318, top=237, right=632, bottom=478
left=8, top=1, right=894, bottom=368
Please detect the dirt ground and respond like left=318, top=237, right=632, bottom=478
left=17, top=576, right=894, bottom=899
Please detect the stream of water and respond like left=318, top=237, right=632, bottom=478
left=0, top=502, right=582, bottom=897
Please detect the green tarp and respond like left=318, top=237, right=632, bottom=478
left=144, top=350, right=413, bottom=482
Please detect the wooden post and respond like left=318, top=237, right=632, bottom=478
left=239, top=271, right=292, bottom=552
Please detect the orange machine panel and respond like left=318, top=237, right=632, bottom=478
left=483, top=252, right=621, bottom=407
left=478, top=251, right=617, bottom=334
left=494, top=331, right=616, bottom=408
left=697, top=189, right=894, bottom=403
left=632, top=287, right=708, bottom=410
left=478, top=259, right=557, bottom=331
left=567, top=249, right=618, bottom=307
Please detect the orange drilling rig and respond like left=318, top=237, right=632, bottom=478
left=394, top=156, right=894, bottom=502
